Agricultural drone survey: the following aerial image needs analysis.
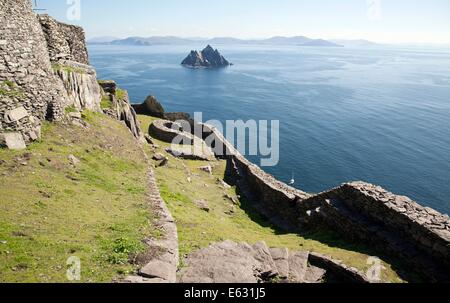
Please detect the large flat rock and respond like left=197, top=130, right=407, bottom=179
left=179, top=240, right=276, bottom=283
left=1, top=132, right=26, bottom=150
left=288, top=251, right=309, bottom=282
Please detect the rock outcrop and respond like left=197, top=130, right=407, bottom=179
left=178, top=240, right=370, bottom=283
left=181, top=45, right=231, bottom=68
left=132, top=95, right=165, bottom=118
left=52, top=60, right=102, bottom=112
left=99, top=80, right=144, bottom=141
left=132, top=95, right=192, bottom=122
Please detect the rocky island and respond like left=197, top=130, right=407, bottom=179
left=181, top=45, right=231, bottom=68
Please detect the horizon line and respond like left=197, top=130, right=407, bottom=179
left=86, top=35, right=450, bottom=46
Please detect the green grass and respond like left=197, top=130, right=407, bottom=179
left=0, top=113, right=157, bottom=282
left=136, top=115, right=161, bottom=135
left=100, top=96, right=113, bottom=109
left=116, top=89, right=127, bottom=100
left=64, top=106, right=77, bottom=114
left=51, top=63, right=86, bottom=74
left=0, top=81, right=25, bottom=98
left=137, top=114, right=405, bottom=283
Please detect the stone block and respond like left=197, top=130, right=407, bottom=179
left=139, top=260, right=174, bottom=282
left=0, top=132, right=26, bottom=150
left=7, top=106, right=29, bottom=122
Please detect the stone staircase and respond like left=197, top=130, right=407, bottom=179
left=178, top=240, right=370, bottom=283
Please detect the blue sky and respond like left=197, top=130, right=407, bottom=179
left=37, top=0, right=450, bottom=43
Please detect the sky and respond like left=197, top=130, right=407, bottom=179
left=36, top=0, right=450, bottom=44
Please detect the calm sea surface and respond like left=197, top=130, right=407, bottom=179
left=89, top=44, right=450, bottom=214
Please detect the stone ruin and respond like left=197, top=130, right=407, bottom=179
left=38, top=14, right=89, bottom=65
left=0, top=0, right=142, bottom=149
left=0, top=0, right=70, bottom=147
left=148, top=117, right=450, bottom=282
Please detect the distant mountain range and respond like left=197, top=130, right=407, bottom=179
left=87, top=36, right=351, bottom=47
left=329, top=39, right=382, bottom=47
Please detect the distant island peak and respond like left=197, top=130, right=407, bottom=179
left=181, top=45, right=231, bottom=68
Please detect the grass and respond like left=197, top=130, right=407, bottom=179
left=0, top=113, right=158, bottom=282
left=51, top=63, right=86, bottom=74
left=64, top=106, right=77, bottom=114
left=100, top=95, right=113, bottom=110
left=137, top=114, right=405, bottom=283
left=116, top=89, right=127, bottom=100
left=0, top=81, right=25, bottom=98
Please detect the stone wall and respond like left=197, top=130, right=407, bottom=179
left=193, top=123, right=312, bottom=228
left=149, top=119, right=195, bottom=145
left=0, top=0, right=69, bottom=146
left=38, top=14, right=89, bottom=65
left=147, top=119, right=450, bottom=281
left=303, top=182, right=450, bottom=281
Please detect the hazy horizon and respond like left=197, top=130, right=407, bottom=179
left=37, top=0, right=450, bottom=45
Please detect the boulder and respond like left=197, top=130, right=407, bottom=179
left=0, top=132, right=27, bottom=150
left=195, top=200, right=210, bottom=212
left=98, top=80, right=117, bottom=95
left=199, top=165, right=213, bottom=175
left=132, top=95, right=165, bottom=118
left=179, top=240, right=269, bottom=283
left=223, top=193, right=239, bottom=205
left=152, top=153, right=166, bottom=161
left=139, top=259, right=175, bottom=282
left=304, top=266, right=327, bottom=283
left=269, top=248, right=290, bottom=279
left=68, top=154, right=80, bottom=166
left=288, top=251, right=309, bottom=282
left=156, top=157, right=169, bottom=168
left=144, top=134, right=155, bottom=145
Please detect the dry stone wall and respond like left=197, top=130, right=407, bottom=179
left=148, top=119, right=450, bottom=281
left=0, top=0, right=69, bottom=146
left=304, top=182, right=450, bottom=281
left=149, top=119, right=195, bottom=145
left=38, top=14, right=89, bottom=64
left=0, top=0, right=102, bottom=148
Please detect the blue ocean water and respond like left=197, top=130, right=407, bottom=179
left=89, top=44, right=450, bottom=214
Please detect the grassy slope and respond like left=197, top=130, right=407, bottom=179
left=0, top=112, right=157, bottom=282
left=138, top=115, right=404, bottom=283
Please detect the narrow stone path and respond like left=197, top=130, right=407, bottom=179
left=123, top=153, right=179, bottom=283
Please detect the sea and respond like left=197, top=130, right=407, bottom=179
left=88, top=44, right=450, bottom=215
